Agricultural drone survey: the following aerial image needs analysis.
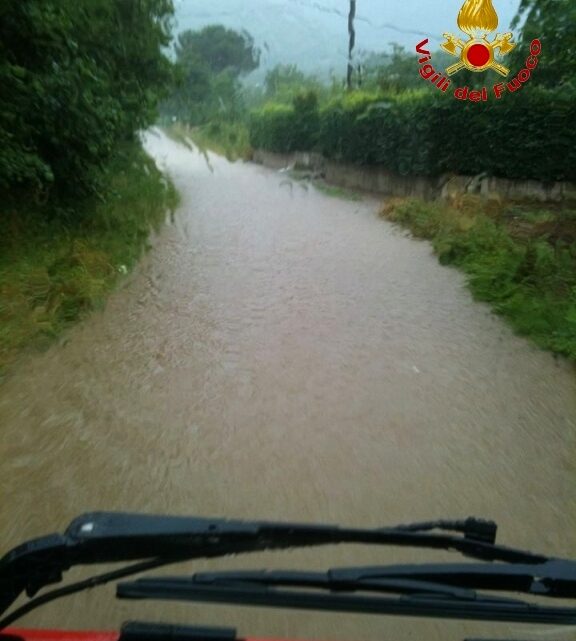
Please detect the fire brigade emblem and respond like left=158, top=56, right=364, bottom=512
left=441, top=0, right=516, bottom=76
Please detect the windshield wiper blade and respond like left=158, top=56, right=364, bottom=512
left=123, top=569, right=481, bottom=600
left=333, top=561, right=576, bottom=598
left=121, top=558, right=576, bottom=600
left=0, top=512, right=548, bottom=619
left=117, top=574, right=576, bottom=625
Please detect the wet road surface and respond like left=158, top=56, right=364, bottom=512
left=1, top=129, right=575, bottom=640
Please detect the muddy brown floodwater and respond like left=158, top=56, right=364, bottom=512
left=1, top=129, right=575, bottom=641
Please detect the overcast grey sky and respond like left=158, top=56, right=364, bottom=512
left=174, top=0, right=522, bottom=77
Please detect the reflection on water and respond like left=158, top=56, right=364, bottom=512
left=0, top=130, right=575, bottom=641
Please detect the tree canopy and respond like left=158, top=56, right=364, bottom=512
left=0, top=0, right=175, bottom=203
left=263, top=64, right=324, bottom=102
left=175, top=25, right=260, bottom=77
left=510, top=0, right=576, bottom=87
left=162, top=25, right=260, bottom=124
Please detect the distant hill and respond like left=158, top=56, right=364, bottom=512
left=173, top=0, right=520, bottom=82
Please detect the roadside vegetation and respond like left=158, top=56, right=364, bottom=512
left=0, top=0, right=177, bottom=377
left=160, top=25, right=259, bottom=160
left=233, top=0, right=575, bottom=362
left=166, top=121, right=251, bottom=162
left=249, top=87, right=575, bottom=183
left=157, top=0, right=575, bottom=361
left=310, top=182, right=362, bottom=202
left=4, top=0, right=571, bottom=371
left=0, top=145, right=178, bottom=375
left=381, top=197, right=576, bottom=360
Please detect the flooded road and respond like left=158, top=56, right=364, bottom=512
left=1, top=129, right=575, bottom=640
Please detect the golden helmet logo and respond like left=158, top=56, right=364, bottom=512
left=441, top=0, right=516, bottom=76
left=415, top=0, right=542, bottom=101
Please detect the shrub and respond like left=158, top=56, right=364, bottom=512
left=249, top=91, right=320, bottom=153
left=250, top=87, right=576, bottom=182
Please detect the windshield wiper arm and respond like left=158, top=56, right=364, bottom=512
left=0, top=512, right=548, bottom=620
left=117, top=571, right=576, bottom=625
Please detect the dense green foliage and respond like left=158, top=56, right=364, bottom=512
left=0, top=143, right=178, bottom=375
left=177, top=26, right=260, bottom=76
left=249, top=91, right=320, bottom=153
left=360, top=45, right=444, bottom=92
left=247, top=0, right=576, bottom=181
left=264, top=65, right=316, bottom=100
left=0, top=0, right=175, bottom=204
left=0, top=0, right=178, bottom=372
left=161, top=25, right=259, bottom=125
left=510, top=0, right=576, bottom=88
left=383, top=198, right=576, bottom=360
left=260, top=64, right=337, bottom=105
left=166, top=121, right=251, bottom=162
left=250, top=88, right=576, bottom=182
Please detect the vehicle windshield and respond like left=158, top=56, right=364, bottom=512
left=0, top=1, right=575, bottom=641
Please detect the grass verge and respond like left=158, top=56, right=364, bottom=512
left=0, top=142, right=179, bottom=378
left=381, top=196, right=576, bottom=361
left=312, top=180, right=362, bottom=201
left=165, top=121, right=251, bottom=161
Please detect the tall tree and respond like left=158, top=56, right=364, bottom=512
left=175, top=26, right=260, bottom=77
left=510, top=0, right=576, bottom=87
left=164, top=25, right=260, bottom=124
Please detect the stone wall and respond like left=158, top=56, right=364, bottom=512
left=251, top=149, right=576, bottom=204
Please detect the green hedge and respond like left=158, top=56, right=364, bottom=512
left=249, top=91, right=320, bottom=153
left=249, top=89, right=576, bottom=182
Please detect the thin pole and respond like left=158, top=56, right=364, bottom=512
left=347, top=0, right=356, bottom=90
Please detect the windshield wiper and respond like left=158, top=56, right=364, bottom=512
left=122, top=560, right=576, bottom=600
left=0, top=512, right=564, bottom=629
left=117, top=564, right=576, bottom=625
